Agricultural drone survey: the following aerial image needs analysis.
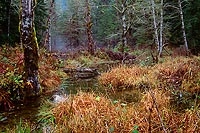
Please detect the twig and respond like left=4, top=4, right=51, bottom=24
left=144, top=76, right=167, bottom=133
left=148, top=107, right=152, bottom=133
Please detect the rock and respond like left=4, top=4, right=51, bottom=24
left=52, top=94, right=67, bottom=103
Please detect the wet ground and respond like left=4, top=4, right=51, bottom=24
left=0, top=96, right=42, bottom=131
left=0, top=62, right=143, bottom=131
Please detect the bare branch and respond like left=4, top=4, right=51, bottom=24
left=144, top=76, right=167, bottom=133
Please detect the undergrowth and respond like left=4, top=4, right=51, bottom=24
left=41, top=56, right=200, bottom=132
left=1, top=45, right=200, bottom=132
left=66, top=54, right=107, bottom=68
left=99, top=65, right=149, bottom=91
left=0, top=46, right=66, bottom=110
left=50, top=91, right=199, bottom=132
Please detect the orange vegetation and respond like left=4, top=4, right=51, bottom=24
left=99, top=65, right=149, bottom=91
left=52, top=91, right=199, bottom=132
left=50, top=56, right=200, bottom=132
left=0, top=46, right=65, bottom=110
left=154, top=57, right=200, bottom=93
left=99, top=57, right=200, bottom=94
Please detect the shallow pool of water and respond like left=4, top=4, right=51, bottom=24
left=0, top=96, right=43, bottom=131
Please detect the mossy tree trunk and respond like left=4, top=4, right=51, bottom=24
left=19, top=0, right=40, bottom=96
left=85, top=0, right=95, bottom=55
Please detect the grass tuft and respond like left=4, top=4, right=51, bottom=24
left=51, top=91, right=199, bottom=132
left=99, top=66, right=149, bottom=91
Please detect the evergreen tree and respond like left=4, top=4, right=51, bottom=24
left=0, top=0, right=19, bottom=45
left=92, top=0, right=119, bottom=47
left=0, top=0, right=48, bottom=46
left=165, top=0, right=200, bottom=54
left=184, top=0, right=200, bottom=53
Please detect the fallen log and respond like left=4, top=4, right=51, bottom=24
left=63, top=68, right=100, bottom=79
left=63, top=68, right=98, bottom=73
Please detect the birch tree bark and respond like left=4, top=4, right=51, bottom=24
left=44, top=0, right=55, bottom=52
left=19, top=0, right=40, bottom=96
left=178, top=0, right=189, bottom=52
left=150, top=0, right=159, bottom=53
left=121, top=0, right=127, bottom=53
left=159, top=0, right=164, bottom=57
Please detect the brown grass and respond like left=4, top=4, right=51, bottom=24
left=2, top=46, right=199, bottom=132
left=99, top=57, right=200, bottom=94
left=52, top=91, right=199, bottom=132
left=65, top=56, right=199, bottom=132
left=39, top=49, right=68, bottom=92
left=99, top=66, right=149, bottom=91
left=153, top=57, right=200, bottom=93
left=0, top=89, right=14, bottom=109
left=53, top=92, right=132, bottom=132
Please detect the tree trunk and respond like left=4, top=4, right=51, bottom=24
left=159, top=0, right=164, bottom=57
left=85, top=0, right=95, bottom=55
left=7, top=0, right=11, bottom=45
left=150, top=0, right=160, bottom=54
left=121, top=0, right=127, bottom=53
left=19, top=0, right=40, bottom=96
left=178, top=0, right=189, bottom=53
left=44, top=0, right=55, bottom=52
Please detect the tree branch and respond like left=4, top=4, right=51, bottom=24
left=144, top=76, right=167, bottom=133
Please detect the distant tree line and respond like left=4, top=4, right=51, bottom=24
left=0, top=0, right=200, bottom=54
left=0, top=0, right=48, bottom=46
left=60, top=0, right=200, bottom=55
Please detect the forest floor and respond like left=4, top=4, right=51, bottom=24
left=0, top=45, right=200, bottom=132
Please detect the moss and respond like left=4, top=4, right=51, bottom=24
left=20, top=0, right=40, bottom=96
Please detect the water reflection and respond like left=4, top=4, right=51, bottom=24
left=0, top=96, right=41, bottom=131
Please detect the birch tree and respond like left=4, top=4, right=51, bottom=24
left=150, top=0, right=164, bottom=57
left=19, top=0, right=40, bottom=96
left=113, top=0, right=134, bottom=53
left=44, top=0, right=55, bottom=52
left=150, top=0, right=159, bottom=53
left=178, top=0, right=189, bottom=52
left=159, top=0, right=164, bottom=57
left=121, top=0, right=128, bottom=53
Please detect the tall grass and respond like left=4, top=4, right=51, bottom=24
left=51, top=90, right=199, bottom=132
